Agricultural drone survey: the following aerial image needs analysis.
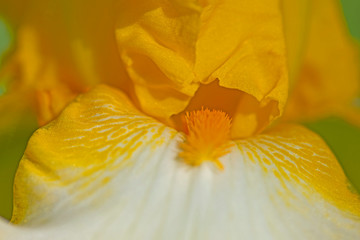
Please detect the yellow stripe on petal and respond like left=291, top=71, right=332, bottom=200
left=12, top=85, right=178, bottom=224
left=4, top=85, right=359, bottom=239
left=236, top=124, right=360, bottom=217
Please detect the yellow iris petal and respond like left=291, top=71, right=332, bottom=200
left=11, top=85, right=171, bottom=224
left=2, top=0, right=358, bottom=134
left=284, top=0, right=360, bottom=122
left=116, top=0, right=288, bottom=137
left=3, top=0, right=288, bottom=137
left=237, top=124, right=360, bottom=217
left=2, top=85, right=358, bottom=239
left=281, top=0, right=310, bottom=86
left=0, top=24, right=85, bottom=125
left=115, top=0, right=202, bottom=119
left=0, top=2, right=358, bottom=240
left=0, top=0, right=131, bottom=125
left=197, top=0, right=288, bottom=138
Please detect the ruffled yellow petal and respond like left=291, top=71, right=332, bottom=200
left=284, top=0, right=360, bottom=122
left=116, top=0, right=289, bottom=137
left=2, top=0, right=289, bottom=137
left=115, top=0, right=201, bottom=119
left=197, top=0, right=288, bottom=138
left=2, top=85, right=358, bottom=239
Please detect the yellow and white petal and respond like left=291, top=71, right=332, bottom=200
left=2, top=85, right=360, bottom=240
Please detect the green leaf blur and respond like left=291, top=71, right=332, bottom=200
left=0, top=113, right=37, bottom=220
left=306, top=117, right=360, bottom=192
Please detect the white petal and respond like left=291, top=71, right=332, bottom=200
left=2, top=86, right=359, bottom=240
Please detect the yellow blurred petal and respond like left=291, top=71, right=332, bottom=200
left=281, top=0, right=310, bottom=87
left=1, top=24, right=85, bottom=125
left=63, top=0, right=131, bottom=90
left=116, top=0, right=289, bottom=137
left=10, top=27, right=83, bottom=125
left=2, top=85, right=359, bottom=239
left=35, top=86, right=79, bottom=126
left=284, top=0, right=360, bottom=121
left=0, top=0, right=130, bottom=124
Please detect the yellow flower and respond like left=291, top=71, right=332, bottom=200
left=0, top=0, right=360, bottom=239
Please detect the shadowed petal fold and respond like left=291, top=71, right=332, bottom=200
left=116, top=0, right=288, bottom=138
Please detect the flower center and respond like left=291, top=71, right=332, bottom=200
left=179, top=108, right=232, bottom=169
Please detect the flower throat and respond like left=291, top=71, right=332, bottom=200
left=179, top=108, right=232, bottom=169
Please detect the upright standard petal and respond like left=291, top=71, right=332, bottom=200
left=0, top=0, right=130, bottom=125
left=116, top=0, right=289, bottom=137
left=2, top=0, right=289, bottom=136
left=195, top=0, right=288, bottom=138
left=284, top=0, right=360, bottom=122
left=281, top=0, right=310, bottom=86
left=1, top=85, right=359, bottom=239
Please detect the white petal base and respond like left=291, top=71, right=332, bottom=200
left=2, top=130, right=360, bottom=239
left=2, top=86, right=359, bottom=239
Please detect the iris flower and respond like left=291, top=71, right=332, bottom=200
left=0, top=0, right=360, bottom=239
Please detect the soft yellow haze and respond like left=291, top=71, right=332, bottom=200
left=283, top=0, right=360, bottom=121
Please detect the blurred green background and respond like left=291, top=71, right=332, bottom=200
left=0, top=0, right=360, bottom=220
